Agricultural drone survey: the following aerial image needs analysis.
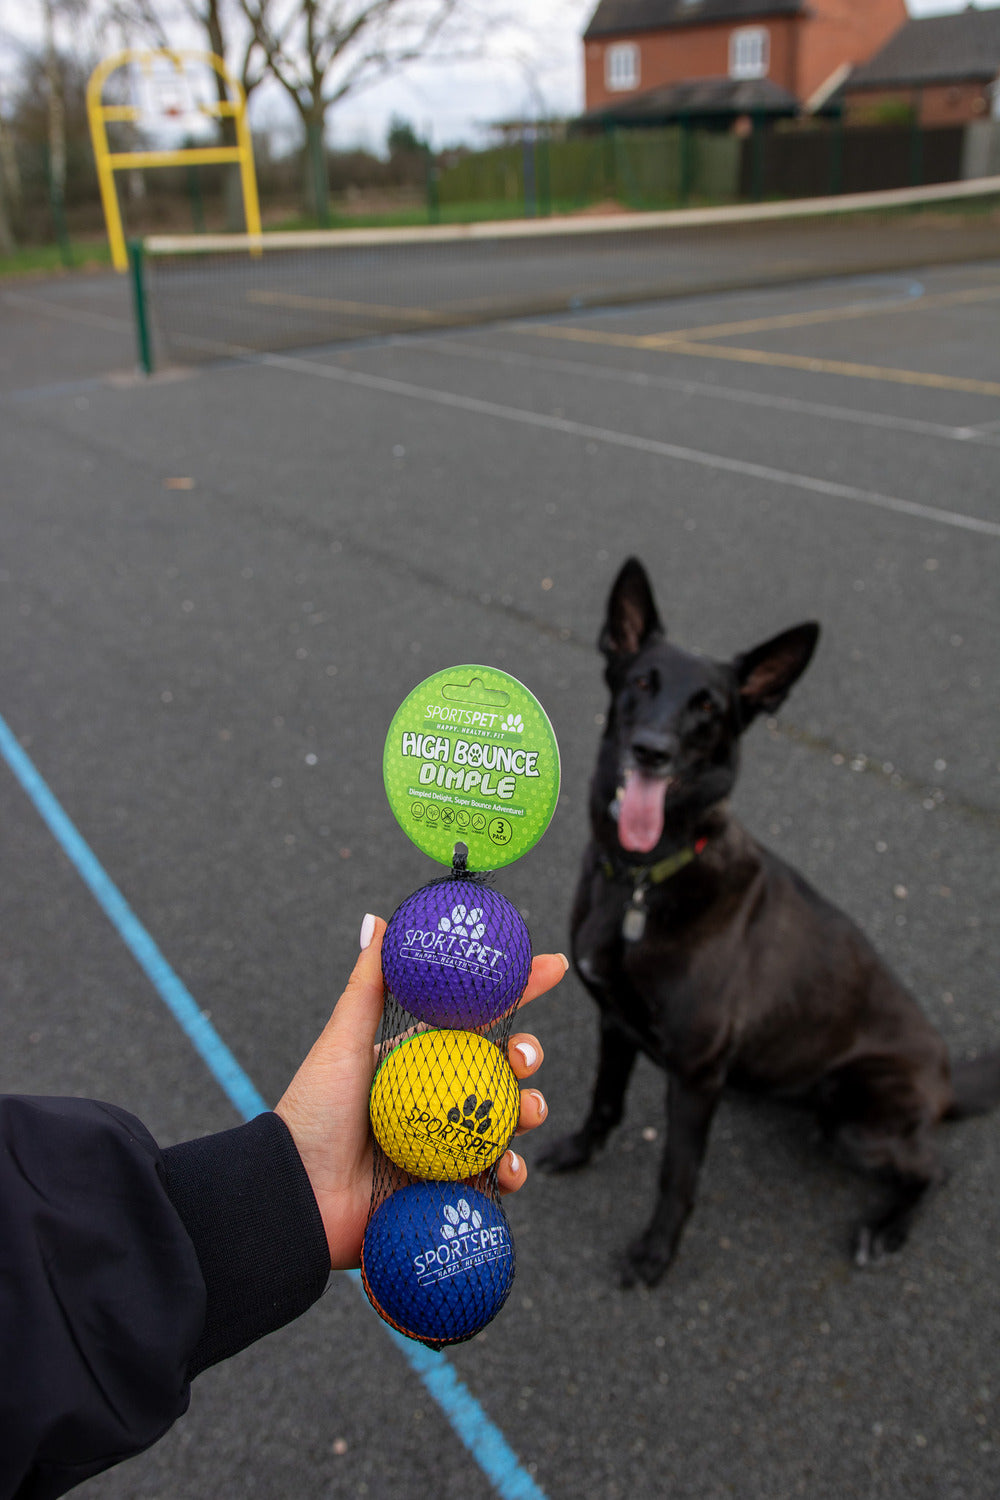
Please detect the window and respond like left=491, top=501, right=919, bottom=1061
left=606, top=42, right=640, bottom=92
left=729, top=27, right=769, bottom=80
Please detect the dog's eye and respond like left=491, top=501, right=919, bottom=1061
left=633, top=673, right=655, bottom=693
left=690, top=693, right=714, bottom=718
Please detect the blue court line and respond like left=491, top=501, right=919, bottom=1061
left=0, top=709, right=548, bottom=1500
left=0, top=713, right=268, bottom=1123
left=4, top=375, right=108, bottom=405
left=345, top=1271, right=545, bottom=1500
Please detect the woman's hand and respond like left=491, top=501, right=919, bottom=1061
left=274, top=915, right=566, bottom=1269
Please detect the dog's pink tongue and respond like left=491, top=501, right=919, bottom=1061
left=618, top=773, right=667, bottom=853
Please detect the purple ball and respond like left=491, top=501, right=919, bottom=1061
left=382, top=879, right=532, bottom=1030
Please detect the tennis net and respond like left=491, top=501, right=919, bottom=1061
left=137, top=177, right=1000, bottom=370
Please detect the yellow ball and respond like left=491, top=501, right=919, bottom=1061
left=370, top=1030, right=520, bottom=1181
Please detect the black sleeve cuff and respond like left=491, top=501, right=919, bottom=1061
left=160, top=1112, right=330, bottom=1377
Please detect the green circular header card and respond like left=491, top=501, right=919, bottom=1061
left=383, top=665, right=560, bottom=870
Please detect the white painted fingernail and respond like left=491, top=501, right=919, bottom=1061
left=527, top=1089, right=547, bottom=1120
left=360, top=914, right=376, bottom=950
left=506, top=1150, right=523, bottom=1175
left=514, top=1040, right=538, bottom=1069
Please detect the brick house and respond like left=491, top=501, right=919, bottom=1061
left=582, top=0, right=908, bottom=127
left=841, top=9, right=1000, bottom=127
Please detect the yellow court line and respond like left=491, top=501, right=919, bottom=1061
left=515, top=317, right=1000, bottom=397
left=247, top=289, right=442, bottom=323
left=640, top=283, right=1000, bottom=347
left=659, top=340, right=1000, bottom=398
left=517, top=324, right=666, bottom=351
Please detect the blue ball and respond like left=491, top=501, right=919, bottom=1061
left=361, top=1182, right=515, bottom=1346
left=382, top=879, right=532, bottom=1030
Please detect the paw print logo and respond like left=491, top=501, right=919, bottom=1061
left=438, top=904, right=486, bottom=940
left=447, top=1093, right=494, bottom=1135
left=500, top=713, right=524, bottom=734
left=440, top=1198, right=483, bottom=1238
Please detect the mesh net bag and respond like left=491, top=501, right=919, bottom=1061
left=361, top=866, right=531, bottom=1348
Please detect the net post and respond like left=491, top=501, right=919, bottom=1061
left=128, top=238, right=154, bottom=375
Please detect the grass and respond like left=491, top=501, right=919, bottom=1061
left=0, top=239, right=113, bottom=278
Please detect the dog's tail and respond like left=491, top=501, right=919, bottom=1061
left=947, top=1050, right=1000, bottom=1120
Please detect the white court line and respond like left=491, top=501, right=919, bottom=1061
left=1, top=289, right=133, bottom=334
left=257, top=351, right=1000, bottom=540
left=402, top=337, right=1000, bottom=450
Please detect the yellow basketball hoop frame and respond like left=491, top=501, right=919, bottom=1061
left=87, top=49, right=262, bottom=271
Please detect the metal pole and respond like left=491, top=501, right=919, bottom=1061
left=751, top=110, right=765, bottom=201
left=522, top=124, right=537, bottom=217
left=45, top=143, right=73, bottom=268
left=680, top=113, right=693, bottom=204
left=128, top=238, right=153, bottom=375
left=829, top=108, right=844, bottom=196
left=425, top=139, right=439, bottom=223
left=537, top=124, right=551, bottom=216
left=910, top=90, right=924, bottom=187
left=186, top=163, right=206, bottom=232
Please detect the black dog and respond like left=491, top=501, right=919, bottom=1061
left=539, top=557, right=999, bottom=1287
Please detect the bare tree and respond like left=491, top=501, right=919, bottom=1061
left=237, top=0, right=474, bottom=220
left=40, top=0, right=84, bottom=258
left=177, top=0, right=265, bottom=103
left=173, top=0, right=268, bottom=226
left=0, top=91, right=22, bottom=247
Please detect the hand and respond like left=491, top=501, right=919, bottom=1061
left=274, top=915, right=567, bottom=1270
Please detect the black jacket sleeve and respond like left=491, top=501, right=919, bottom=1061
left=0, top=1097, right=330, bottom=1500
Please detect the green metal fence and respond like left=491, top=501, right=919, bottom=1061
left=436, top=128, right=742, bottom=216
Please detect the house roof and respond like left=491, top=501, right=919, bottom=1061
left=846, top=10, right=1000, bottom=90
left=584, top=0, right=803, bottom=41
left=579, top=74, right=798, bottom=122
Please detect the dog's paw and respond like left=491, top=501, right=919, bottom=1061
left=535, top=1132, right=595, bottom=1175
left=620, top=1233, right=673, bottom=1290
left=852, top=1222, right=907, bottom=1267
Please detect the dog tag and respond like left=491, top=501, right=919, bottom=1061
left=622, top=889, right=647, bottom=942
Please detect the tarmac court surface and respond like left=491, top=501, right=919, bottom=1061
left=1, top=246, right=998, bottom=1500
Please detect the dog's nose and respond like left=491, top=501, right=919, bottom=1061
left=632, top=734, right=678, bottom=773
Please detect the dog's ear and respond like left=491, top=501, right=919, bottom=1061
left=733, top=623, right=820, bottom=725
left=599, top=558, right=664, bottom=662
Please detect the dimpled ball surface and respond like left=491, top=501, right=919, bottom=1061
left=361, top=1181, right=514, bottom=1345
left=370, top=1029, right=520, bottom=1180
left=382, top=879, right=532, bottom=1030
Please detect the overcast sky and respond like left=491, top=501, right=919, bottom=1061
left=0, top=0, right=997, bottom=152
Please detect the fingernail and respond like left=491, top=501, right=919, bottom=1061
left=514, top=1040, right=538, bottom=1070
left=527, top=1089, right=547, bottom=1121
left=360, top=914, right=376, bottom=950
left=506, top=1150, right=523, bottom=1175
left=557, top=953, right=570, bottom=973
